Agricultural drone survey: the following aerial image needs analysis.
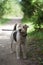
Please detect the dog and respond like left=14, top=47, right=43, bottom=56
left=10, top=23, right=28, bottom=59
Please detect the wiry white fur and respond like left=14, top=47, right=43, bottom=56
left=11, top=23, right=27, bottom=59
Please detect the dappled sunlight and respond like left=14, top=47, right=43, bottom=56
left=27, top=23, right=35, bottom=33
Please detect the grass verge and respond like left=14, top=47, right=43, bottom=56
left=0, top=18, right=11, bottom=25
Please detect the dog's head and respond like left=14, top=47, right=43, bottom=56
left=17, top=24, right=29, bottom=37
left=20, top=24, right=28, bottom=33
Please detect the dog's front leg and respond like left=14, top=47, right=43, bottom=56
left=16, top=31, right=21, bottom=59
left=21, top=44, right=27, bottom=59
left=16, top=42, right=20, bottom=59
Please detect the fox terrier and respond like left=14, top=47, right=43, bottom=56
left=10, top=23, right=28, bottom=59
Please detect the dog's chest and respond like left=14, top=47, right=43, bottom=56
left=20, top=35, right=26, bottom=44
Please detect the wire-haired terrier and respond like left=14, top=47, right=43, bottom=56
left=10, top=23, right=28, bottom=59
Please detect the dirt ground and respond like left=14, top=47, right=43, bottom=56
left=0, top=38, right=39, bottom=65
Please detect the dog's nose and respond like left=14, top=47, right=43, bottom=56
left=19, top=29, right=21, bottom=32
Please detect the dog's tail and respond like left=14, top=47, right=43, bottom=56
left=13, top=23, right=17, bottom=41
left=13, top=23, right=17, bottom=30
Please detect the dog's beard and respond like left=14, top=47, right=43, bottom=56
left=20, top=32, right=27, bottom=37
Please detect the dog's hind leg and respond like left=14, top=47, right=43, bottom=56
left=11, top=40, right=14, bottom=53
left=11, top=39, right=13, bottom=50
left=10, top=32, right=14, bottom=53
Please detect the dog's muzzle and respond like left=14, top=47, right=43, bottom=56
left=22, top=33, right=27, bottom=37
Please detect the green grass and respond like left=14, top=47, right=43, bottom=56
left=27, top=31, right=43, bottom=65
left=0, top=18, right=11, bottom=25
left=28, top=31, right=43, bottom=39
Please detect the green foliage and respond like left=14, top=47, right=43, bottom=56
left=0, top=18, right=11, bottom=24
left=27, top=31, right=43, bottom=64
left=0, top=0, right=8, bottom=18
left=21, top=0, right=35, bottom=17
left=0, top=0, right=22, bottom=18
left=4, top=0, right=22, bottom=17
left=33, top=0, right=43, bottom=29
left=21, top=0, right=43, bottom=30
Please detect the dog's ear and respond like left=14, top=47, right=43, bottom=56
left=26, top=25, right=29, bottom=28
left=24, top=24, right=29, bottom=28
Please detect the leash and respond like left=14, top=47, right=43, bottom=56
left=1, top=28, right=21, bottom=33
